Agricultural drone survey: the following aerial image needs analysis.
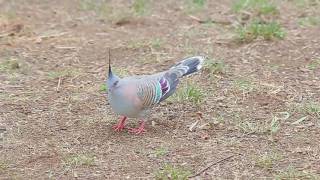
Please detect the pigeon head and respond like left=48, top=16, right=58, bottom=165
left=107, top=68, right=120, bottom=92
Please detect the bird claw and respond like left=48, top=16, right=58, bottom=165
left=128, top=121, right=146, bottom=135
left=112, top=124, right=125, bottom=132
left=112, top=116, right=127, bottom=132
left=128, top=127, right=146, bottom=134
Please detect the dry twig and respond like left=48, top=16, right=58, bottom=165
left=56, top=77, right=62, bottom=92
left=189, top=154, right=235, bottom=178
left=188, top=15, right=231, bottom=25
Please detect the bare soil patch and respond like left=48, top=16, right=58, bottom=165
left=1, top=0, right=320, bottom=179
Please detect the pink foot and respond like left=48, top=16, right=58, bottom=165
left=128, top=121, right=146, bottom=135
left=112, top=116, right=127, bottom=132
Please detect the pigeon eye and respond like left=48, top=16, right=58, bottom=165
left=113, top=81, right=119, bottom=86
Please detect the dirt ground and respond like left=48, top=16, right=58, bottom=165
left=1, top=0, right=320, bottom=179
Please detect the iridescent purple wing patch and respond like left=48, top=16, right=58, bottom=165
left=159, top=77, right=169, bottom=95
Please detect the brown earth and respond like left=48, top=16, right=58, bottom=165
left=0, top=0, right=320, bottom=179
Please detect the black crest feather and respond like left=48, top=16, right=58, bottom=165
left=108, top=48, right=112, bottom=77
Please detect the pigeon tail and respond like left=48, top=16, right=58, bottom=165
left=158, top=56, right=204, bottom=102
left=170, top=56, right=205, bottom=77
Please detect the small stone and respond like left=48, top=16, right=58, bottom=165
left=73, top=171, right=78, bottom=178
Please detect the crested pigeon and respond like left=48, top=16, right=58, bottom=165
left=107, top=54, right=204, bottom=134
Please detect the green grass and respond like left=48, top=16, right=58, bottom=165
left=133, top=0, right=150, bottom=16
left=150, top=38, right=164, bottom=49
left=236, top=21, right=285, bottom=42
left=80, top=0, right=100, bottom=11
left=155, top=164, right=191, bottom=180
left=0, top=58, right=20, bottom=72
left=79, top=0, right=111, bottom=18
left=269, top=112, right=289, bottom=135
left=253, top=152, right=282, bottom=169
left=63, top=153, right=95, bottom=168
left=303, top=102, right=320, bottom=118
left=47, top=170, right=54, bottom=179
left=190, top=0, right=206, bottom=8
left=232, top=0, right=283, bottom=43
left=237, top=112, right=288, bottom=135
left=170, top=82, right=204, bottom=105
left=232, top=0, right=278, bottom=15
left=307, top=59, right=320, bottom=70
left=275, top=166, right=319, bottom=179
left=293, top=0, right=306, bottom=7
left=233, top=79, right=255, bottom=93
left=0, top=161, right=8, bottom=172
left=0, top=10, right=17, bottom=21
left=269, top=115, right=281, bottom=135
left=185, top=0, right=206, bottom=13
left=153, top=147, right=168, bottom=157
left=100, top=84, right=107, bottom=92
left=298, top=16, right=320, bottom=27
left=47, top=69, right=80, bottom=79
left=203, top=59, right=226, bottom=75
left=292, top=0, right=320, bottom=8
left=127, top=40, right=148, bottom=49
left=289, top=101, right=320, bottom=126
left=237, top=121, right=267, bottom=134
left=211, top=115, right=226, bottom=125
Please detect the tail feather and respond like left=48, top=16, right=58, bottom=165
left=158, top=56, right=204, bottom=102
left=170, top=56, right=204, bottom=77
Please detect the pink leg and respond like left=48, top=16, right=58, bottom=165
left=128, top=120, right=146, bottom=135
left=112, top=116, right=127, bottom=132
